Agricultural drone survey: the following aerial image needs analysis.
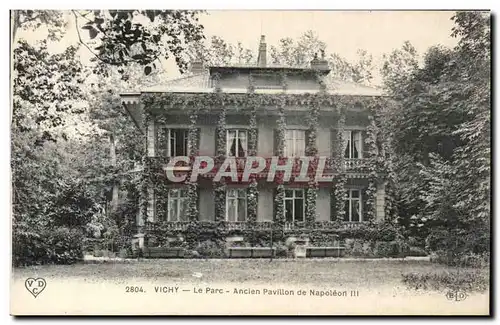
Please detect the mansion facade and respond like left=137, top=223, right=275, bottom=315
left=120, top=36, right=392, bottom=243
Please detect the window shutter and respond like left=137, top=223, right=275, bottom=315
left=156, top=189, right=169, bottom=222
left=156, top=126, right=168, bottom=158
left=256, top=128, right=259, bottom=154
left=330, top=187, right=335, bottom=221
left=361, top=187, right=368, bottom=222
left=215, top=126, right=224, bottom=156
left=196, top=128, right=201, bottom=156
left=147, top=188, right=155, bottom=222
left=273, top=129, right=278, bottom=156
left=362, top=131, right=369, bottom=159
left=147, top=120, right=156, bottom=157
left=272, top=187, right=277, bottom=221
left=196, top=187, right=201, bottom=221
left=330, top=129, right=337, bottom=157
left=251, top=128, right=258, bottom=156
left=305, top=129, right=310, bottom=155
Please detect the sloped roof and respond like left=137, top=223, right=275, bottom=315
left=327, top=79, right=384, bottom=96
left=141, top=70, right=385, bottom=97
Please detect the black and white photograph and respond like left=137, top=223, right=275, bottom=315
left=9, top=8, right=491, bottom=316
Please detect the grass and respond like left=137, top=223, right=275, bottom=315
left=12, top=259, right=489, bottom=291
left=402, top=269, right=489, bottom=293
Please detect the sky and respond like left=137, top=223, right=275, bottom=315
left=17, top=10, right=459, bottom=85
left=197, top=10, right=459, bottom=84
left=200, top=10, right=457, bottom=62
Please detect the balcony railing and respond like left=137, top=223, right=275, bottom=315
left=145, top=222, right=190, bottom=232
left=149, top=156, right=374, bottom=183
left=144, top=221, right=367, bottom=232
left=344, top=158, right=372, bottom=173
left=225, top=222, right=247, bottom=231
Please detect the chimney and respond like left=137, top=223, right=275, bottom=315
left=257, top=35, right=267, bottom=67
left=310, top=49, right=329, bottom=71
left=190, top=59, right=204, bottom=74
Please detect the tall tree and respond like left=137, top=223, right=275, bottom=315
left=71, top=10, right=205, bottom=75
left=380, top=40, right=419, bottom=96
left=11, top=10, right=66, bottom=42
left=448, top=11, right=490, bottom=225
left=269, top=30, right=375, bottom=85
left=381, top=11, right=490, bottom=258
left=12, top=39, right=86, bottom=144
left=186, top=36, right=254, bottom=68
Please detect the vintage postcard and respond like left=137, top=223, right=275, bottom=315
left=10, top=9, right=491, bottom=316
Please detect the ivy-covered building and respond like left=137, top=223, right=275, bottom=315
left=120, top=36, right=395, bottom=249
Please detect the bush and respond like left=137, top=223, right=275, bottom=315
left=46, top=228, right=85, bottom=264
left=374, top=223, right=402, bottom=242
left=195, top=240, right=225, bottom=258
left=458, top=253, right=490, bottom=268
left=83, top=238, right=107, bottom=252
left=426, top=227, right=491, bottom=266
left=374, top=241, right=404, bottom=258
left=344, top=239, right=361, bottom=257
left=405, top=246, right=428, bottom=257
left=118, top=248, right=131, bottom=258
left=184, top=250, right=201, bottom=258
left=430, top=250, right=489, bottom=267
left=93, top=249, right=104, bottom=257
left=94, top=250, right=116, bottom=258
left=406, top=236, right=425, bottom=248
left=343, top=239, right=375, bottom=257
left=13, top=224, right=84, bottom=266
left=425, top=229, right=449, bottom=253
left=273, top=242, right=289, bottom=258
left=335, top=222, right=402, bottom=242
left=402, top=270, right=489, bottom=292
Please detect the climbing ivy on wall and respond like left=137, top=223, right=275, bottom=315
left=363, top=114, right=378, bottom=222
left=305, top=95, right=320, bottom=227
left=330, top=110, right=347, bottom=222
left=371, top=99, right=399, bottom=222
left=247, top=93, right=258, bottom=226
left=186, top=107, right=200, bottom=221
left=214, top=95, right=227, bottom=223
left=274, top=95, right=286, bottom=228
left=138, top=82, right=395, bottom=231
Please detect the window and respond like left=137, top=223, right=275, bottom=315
left=158, top=128, right=188, bottom=157
left=284, top=130, right=305, bottom=157
left=168, top=189, right=188, bottom=222
left=226, top=189, right=247, bottom=222
left=343, top=130, right=363, bottom=159
left=227, top=129, right=247, bottom=157
left=169, top=129, right=189, bottom=157
left=344, top=189, right=362, bottom=222
left=284, top=189, right=304, bottom=222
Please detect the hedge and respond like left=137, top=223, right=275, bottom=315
left=13, top=224, right=85, bottom=266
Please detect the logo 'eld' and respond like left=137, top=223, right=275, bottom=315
left=25, top=278, right=46, bottom=298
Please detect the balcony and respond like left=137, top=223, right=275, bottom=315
left=344, top=158, right=372, bottom=173
left=143, top=220, right=367, bottom=233
left=145, top=222, right=190, bottom=232
left=152, top=156, right=374, bottom=183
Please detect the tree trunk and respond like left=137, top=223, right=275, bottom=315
left=110, top=134, right=119, bottom=212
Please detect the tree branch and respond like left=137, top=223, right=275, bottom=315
left=72, top=10, right=161, bottom=68
left=71, top=10, right=110, bottom=65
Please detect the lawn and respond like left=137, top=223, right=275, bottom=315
left=12, top=258, right=489, bottom=289
left=11, top=259, right=490, bottom=315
